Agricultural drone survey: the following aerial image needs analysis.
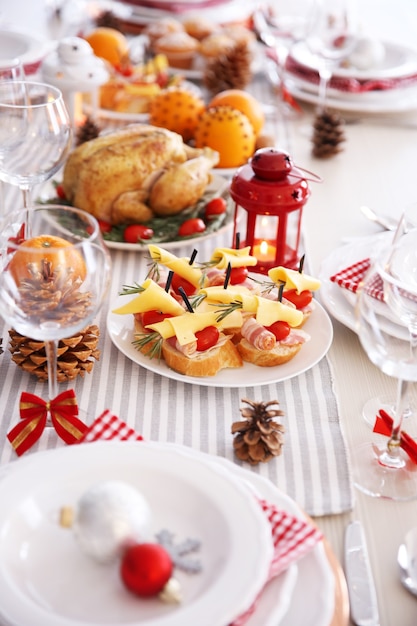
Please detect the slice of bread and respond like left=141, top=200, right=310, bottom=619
left=236, top=338, right=302, bottom=367
left=161, top=335, right=243, bottom=376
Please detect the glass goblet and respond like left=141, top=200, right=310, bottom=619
left=354, top=235, right=417, bottom=500
left=305, top=0, right=357, bottom=112
left=0, top=81, right=72, bottom=211
left=0, top=205, right=111, bottom=412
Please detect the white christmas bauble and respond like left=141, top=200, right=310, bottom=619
left=73, top=480, right=152, bottom=563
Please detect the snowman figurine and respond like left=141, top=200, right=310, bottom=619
left=42, top=36, right=109, bottom=127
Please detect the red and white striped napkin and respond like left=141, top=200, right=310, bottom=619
left=81, top=411, right=323, bottom=625
left=285, top=54, right=417, bottom=93
left=329, top=258, right=384, bottom=301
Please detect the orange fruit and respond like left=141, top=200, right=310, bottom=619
left=208, top=89, right=265, bottom=137
left=149, top=87, right=205, bottom=142
left=84, top=27, right=130, bottom=67
left=194, top=105, right=256, bottom=168
left=8, top=235, right=87, bottom=285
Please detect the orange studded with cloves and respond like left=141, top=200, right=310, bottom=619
left=149, top=87, right=205, bottom=142
left=194, top=105, right=256, bottom=168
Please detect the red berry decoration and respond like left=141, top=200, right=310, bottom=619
left=120, top=543, right=173, bottom=597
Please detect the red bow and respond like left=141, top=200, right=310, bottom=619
left=7, top=390, right=87, bottom=456
left=373, top=409, right=417, bottom=464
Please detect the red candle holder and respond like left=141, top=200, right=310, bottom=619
left=230, top=148, right=321, bottom=274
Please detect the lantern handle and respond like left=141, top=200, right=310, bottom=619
left=292, top=165, right=323, bottom=184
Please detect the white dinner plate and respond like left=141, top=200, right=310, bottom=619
left=41, top=174, right=233, bottom=252
left=212, top=456, right=335, bottom=626
left=107, top=298, right=333, bottom=387
left=0, top=441, right=273, bottom=626
left=318, top=232, right=410, bottom=340
left=286, top=75, right=417, bottom=113
left=0, top=442, right=335, bottom=626
left=290, top=39, right=417, bottom=81
left=0, top=30, right=50, bottom=75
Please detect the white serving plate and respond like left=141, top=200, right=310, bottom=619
left=41, top=174, right=233, bottom=252
left=107, top=298, right=333, bottom=387
left=0, top=441, right=273, bottom=626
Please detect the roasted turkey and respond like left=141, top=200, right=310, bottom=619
left=62, top=124, right=220, bottom=224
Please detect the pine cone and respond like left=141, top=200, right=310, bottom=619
left=17, top=260, right=92, bottom=327
left=9, top=325, right=100, bottom=382
left=231, top=398, right=285, bottom=465
left=76, top=116, right=101, bottom=146
left=204, top=41, right=253, bottom=94
left=311, top=110, right=346, bottom=158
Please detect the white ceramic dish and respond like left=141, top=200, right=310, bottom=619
left=107, top=298, right=333, bottom=387
left=290, top=40, right=417, bottom=81
left=41, top=174, right=233, bottom=252
left=0, top=30, right=49, bottom=75
left=286, top=75, right=417, bottom=113
left=0, top=441, right=273, bottom=626
left=0, top=442, right=335, bottom=626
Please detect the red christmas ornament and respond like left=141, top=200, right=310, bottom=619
left=120, top=543, right=173, bottom=597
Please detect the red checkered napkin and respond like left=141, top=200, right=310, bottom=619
left=79, top=409, right=144, bottom=442
left=330, top=258, right=384, bottom=301
left=81, top=412, right=322, bottom=626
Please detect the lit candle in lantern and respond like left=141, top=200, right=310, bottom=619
left=253, top=240, right=277, bottom=262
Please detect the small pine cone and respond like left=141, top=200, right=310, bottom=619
left=312, top=110, right=346, bottom=158
left=95, top=10, right=123, bottom=32
left=204, top=41, right=253, bottom=94
left=76, top=116, right=101, bottom=146
left=231, top=398, right=285, bottom=465
left=9, top=325, right=100, bottom=382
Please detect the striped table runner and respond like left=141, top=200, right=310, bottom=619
left=0, top=214, right=353, bottom=517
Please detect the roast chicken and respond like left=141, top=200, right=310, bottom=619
left=62, top=124, right=220, bottom=225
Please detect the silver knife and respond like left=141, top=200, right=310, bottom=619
left=344, top=521, right=380, bottom=626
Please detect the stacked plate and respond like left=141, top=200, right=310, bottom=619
left=0, top=441, right=335, bottom=626
left=285, top=39, right=417, bottom=113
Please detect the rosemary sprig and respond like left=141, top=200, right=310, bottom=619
left=215, top=300, right=243, bottom=322
left=132, top=332, right=163, bottom=360
left=119, top=282, right=145, bottom=296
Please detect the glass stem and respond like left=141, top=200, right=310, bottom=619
left=317, top=60, right=332, bottom=113
left=20, top=185, right=32, bottom=237
left=45, top=340, right=58, bottom=406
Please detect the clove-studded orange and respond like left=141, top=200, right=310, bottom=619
left=8, top=235, right=87, bottom=285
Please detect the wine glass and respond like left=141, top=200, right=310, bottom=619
left=0, top=204, right=111, bottom=414
left=353, top=231, right=417, bottom=500
left=305, top=0, right=357, bottom=112
left=0, top=81, right=72, bottom=212
left=0, top=59, right=26, bottom=216
left=253, top=1, right=313, bottom=150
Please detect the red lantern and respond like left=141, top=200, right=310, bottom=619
left=230, top=148, right=321, bottom=274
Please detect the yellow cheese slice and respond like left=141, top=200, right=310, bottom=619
left=255, top=296, right=303, bottom=327
left=148, top=245, right=202, bottom=287
left=210, top=246, right=258, bottom=269
left=112, top=279, right=184, bottom=316
left=198, top=288, right=303, bottom=327
left=268, top=266, right=321, bottom=293
left=148, top=310, right=243, bottom=345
